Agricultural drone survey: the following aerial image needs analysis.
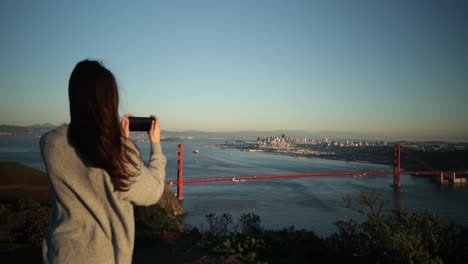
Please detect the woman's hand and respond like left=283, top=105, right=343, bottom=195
left=148, top=115, right=161, bottom=143
left=121, top=114, right=133, bottom=138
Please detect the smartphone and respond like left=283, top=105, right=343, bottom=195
left=129, top=117, right=154, bottom=131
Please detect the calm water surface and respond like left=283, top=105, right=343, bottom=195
left=1, top=137, right=467, bottom=235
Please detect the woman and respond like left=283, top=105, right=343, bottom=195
left=40, top=60, right=166, bottom=263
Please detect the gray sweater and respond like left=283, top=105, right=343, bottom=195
left=40, top=124, right=166, bottom=264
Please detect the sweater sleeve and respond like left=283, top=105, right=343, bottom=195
left=117, top=140, right=167, bottom=206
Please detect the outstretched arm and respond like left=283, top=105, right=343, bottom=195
left=117, top=115, right=166, bottom=205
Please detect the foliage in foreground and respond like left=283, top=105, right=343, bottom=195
left=135, top=204, right=184, bottom=232
left=0, top=199, right=49, bottom=247
left=191, top=192, right=468, bottom=264
left=1, top=193, right=468, bottom=264
left=329, top=192, right=468, bottom=264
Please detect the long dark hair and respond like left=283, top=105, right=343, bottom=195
left=68, top=60, right=138, bottom=191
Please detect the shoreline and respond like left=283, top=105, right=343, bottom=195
left=207, top=142, right=468, bottom=173
left=210, top=144, right=393, bottom=168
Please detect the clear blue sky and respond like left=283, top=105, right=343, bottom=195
left=0, top=0, right=467, bottom=140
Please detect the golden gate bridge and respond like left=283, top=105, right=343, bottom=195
left=165, top=144, right=467, bottom=200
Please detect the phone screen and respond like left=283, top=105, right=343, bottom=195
left=129, top=117, right=153, bottom=131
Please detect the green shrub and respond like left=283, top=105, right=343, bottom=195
left=202, top=213, right=267, bottom=262
left=263, top=226, right=322, bottom=263
left=0, top=203, right=13, bottom=226
left=205, top=212, right=233, bottom=237
left=193, top=193, right=468, bottom=264
left=328, top=192, right=466, bottom=264
left=135, top=204, right=183, bottom=231
left=5, top=199, right=50, bottom=247
left=239, top=212, right=263, bottom=236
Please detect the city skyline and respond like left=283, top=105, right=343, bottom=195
left=1, top=1, right=467, bottom=141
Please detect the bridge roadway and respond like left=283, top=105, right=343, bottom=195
left=165, top=171, right=466, bottom=185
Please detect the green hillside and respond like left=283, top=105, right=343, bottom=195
left=0, top=162, right=48, bottom=186
left=0, top=162, right=50, bottom=202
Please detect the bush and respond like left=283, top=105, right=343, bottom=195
left=327, top=192, right=466, bottom=264
left=135, top=204, right=183, bottom=231
left=205, top=212, right=233, bottom=237
left=4, top=199, right=50, bottom=247
left=0, top=203, right=13, bottom=226
left=194, top=193, right=468, bottom=264
left=263, top=226, right=322, bottom=262
left=239, top=212, right=262, bottom=236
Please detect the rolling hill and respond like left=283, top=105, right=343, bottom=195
left=0, top=161, right=50, bottom=202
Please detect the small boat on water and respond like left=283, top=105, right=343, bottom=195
left=193, top=149, right=200, bottom=154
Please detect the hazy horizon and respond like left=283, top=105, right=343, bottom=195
left=1, top=122, right=467, bottom=142
left=1, top=1, right=467, bottom=140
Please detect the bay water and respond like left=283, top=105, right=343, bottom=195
left=1, top=137, right=467, bottom=235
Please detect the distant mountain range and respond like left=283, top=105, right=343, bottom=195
left=0, top=124, right=388, bottom=141
left=1, top=124, right=466, bottom=142
left=158, top=129, right=369, bottom=140
left=0, top=124, right=57, bottom=137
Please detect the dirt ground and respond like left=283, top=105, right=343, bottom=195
left=0, top=246, right=243, bottom=264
